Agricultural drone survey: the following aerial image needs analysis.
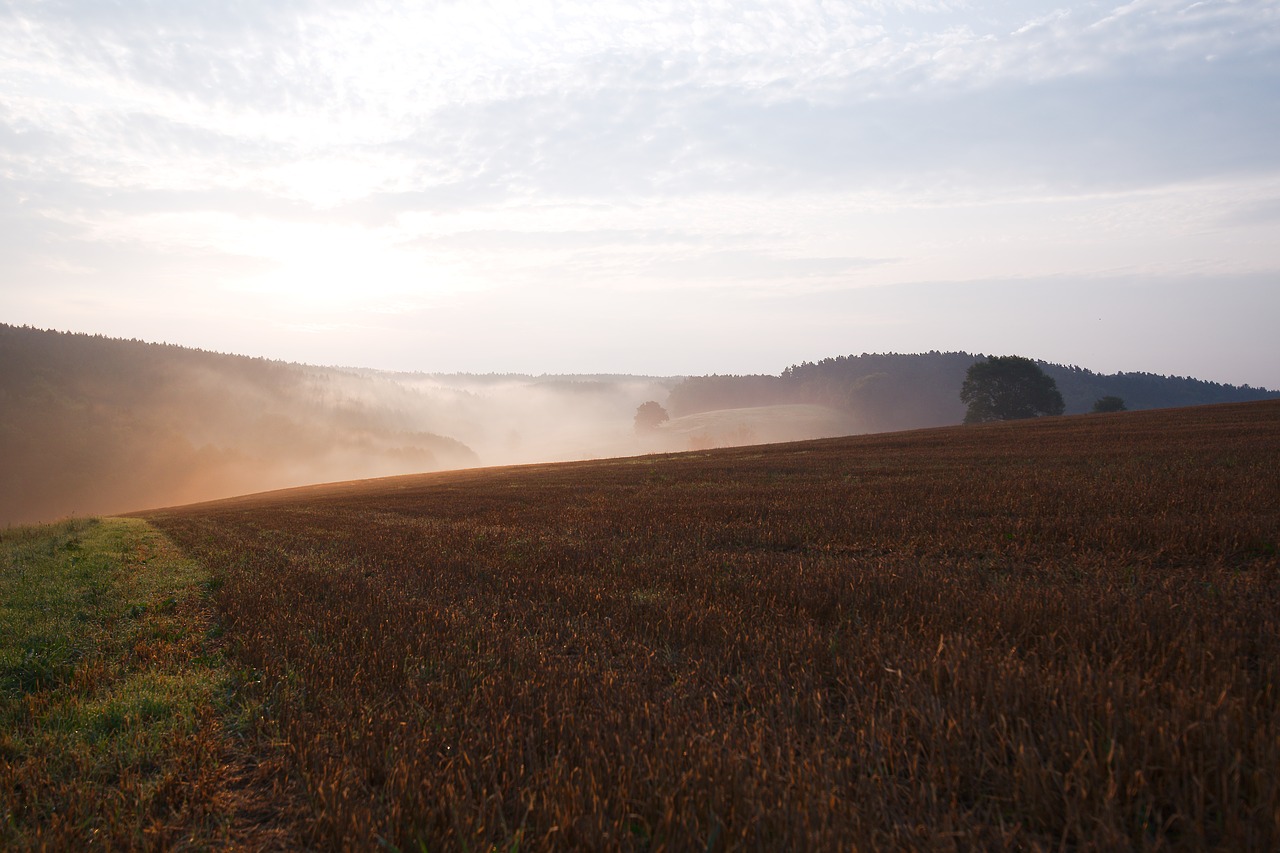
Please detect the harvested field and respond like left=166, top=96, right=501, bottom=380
left=143, top=401, right=1280, bottom=850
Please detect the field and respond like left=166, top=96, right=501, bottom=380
left=5, top=401, right=1279, bottom=849
left=128, top=400, right=1278, bottom=850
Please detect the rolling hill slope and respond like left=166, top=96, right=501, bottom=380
left=0, top=325, right=478, bottom=525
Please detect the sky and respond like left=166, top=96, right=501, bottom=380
left=2, top=0, right=1279, bottom=388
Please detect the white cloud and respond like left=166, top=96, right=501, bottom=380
left=1, top=0, right=1278, bottom=386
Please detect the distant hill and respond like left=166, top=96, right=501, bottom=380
left=0, top=325, right=478, bottom=525
left=640, top=404, right=852, bottom=453
left=1042, top=363, right=1280, bottom=413
left=0, top=325, right=685, bottom=525
left=6, top=326, right=1275, bottom=525
left=664, top=352, right=1279, bottom=432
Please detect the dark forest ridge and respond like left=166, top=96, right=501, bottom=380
left=666, top=351, right=1280, bottom=432
left=3, top=323, right=1277, bottom=525
left=131, top=398, right=1280, bottom=849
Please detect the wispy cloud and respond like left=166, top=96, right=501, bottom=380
left=6, top=1, right=1276, bottom=200
left=1, top=1, right=1278, bottom=385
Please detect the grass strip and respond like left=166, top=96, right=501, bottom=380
left=1, top=516, right=240, bottom=848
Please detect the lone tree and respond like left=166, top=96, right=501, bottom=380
left=960, top=355, right=1065, bottom=424
left=634, top=400, right=670, bottom=432
left=1093, top=395, right=1127, bottom=413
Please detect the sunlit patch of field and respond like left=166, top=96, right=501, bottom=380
left=139, top=400, right=1280, bottom=850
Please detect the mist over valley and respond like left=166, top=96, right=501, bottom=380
left=3, top=323, right=1276, bottom=526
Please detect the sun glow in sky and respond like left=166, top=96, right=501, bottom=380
left=2, top=1, right=1278, bottom=385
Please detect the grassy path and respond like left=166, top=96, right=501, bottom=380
left=0, top=517, right=297, bottom=849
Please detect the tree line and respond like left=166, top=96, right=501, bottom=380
left=0, top=325, right=476, bottom=525
left=661, top=351, right=1278, bottom=430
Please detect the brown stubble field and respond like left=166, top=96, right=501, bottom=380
left=143, top=400, right=1280, bottom=850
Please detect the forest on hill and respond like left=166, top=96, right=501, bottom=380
left=4, top=325, right=1276, bottom=526
left=0, top=325, right=675, bottom=525
left=0, top=325, right=476, bottom=525
left=665, top=352, right=1279, bottom=433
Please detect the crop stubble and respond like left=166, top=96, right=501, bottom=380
left=145, top=401, right=1280, bottom=850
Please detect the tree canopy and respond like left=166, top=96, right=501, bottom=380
left=634, top=401, right=670, bottom=432
left=960, top=355, right=1065, bottom=424
left=1093, top=395, right=1127, bottom=413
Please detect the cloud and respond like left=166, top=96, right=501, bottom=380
left=635, top=250, right=891, bottom=282
left=6, top=1, right=1277, bottom=206
left=2, top=0, right=1277, bottom=389
left=411, top=228, right=715, bottom=251
left=1221, top=195, right=1280, bottom=227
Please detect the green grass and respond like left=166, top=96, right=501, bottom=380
left=0, top=517, right=236, bottom=848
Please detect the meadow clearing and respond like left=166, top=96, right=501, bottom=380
left=4, top=401, right=1278, bottom=849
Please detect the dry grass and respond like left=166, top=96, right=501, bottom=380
left=142, top=401, right=1280, bottom=850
